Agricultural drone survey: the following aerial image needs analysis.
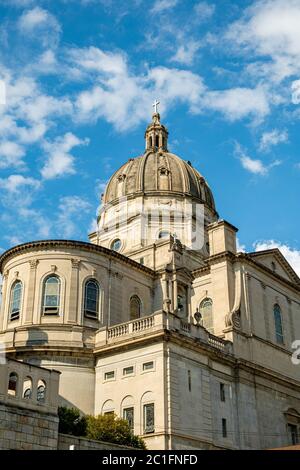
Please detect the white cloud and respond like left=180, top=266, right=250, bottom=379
left=0, top=80, right=6, bottom=105
left=57, top=196, right=92, bottom=238
left=194, top=2, right=215, bottom=21
left=41, top=132, right=89, bottom=180
left=235, top=143, right=281, bottom=175
left=17, top=7, right=61, bottom=48
left=151, top=0, right=178, bottom=14
left=171, top=41, right=201, bottom=66
left=291, top=79, right=300, bottom=104
left=259, top=129, right=288, bottom=152
left=254, top=240, right=300, bottom=276
left=18, top=7, right=58, bottom=32
left=205, top=86, right=270, bottom=122
left=237, top=238, right=246, bottom=253
left=226, top=0, right=300, bottom=83
left=0, top=174, right=40, bottom=193
left=0, top=141, right=25, bottom=168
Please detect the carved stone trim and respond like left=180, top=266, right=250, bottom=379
left=29, top=259, right=39, bottom=270
left=71, top=259, right=80, bottom=269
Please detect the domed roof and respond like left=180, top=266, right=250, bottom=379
left=102, top=112, right=217, bottom=215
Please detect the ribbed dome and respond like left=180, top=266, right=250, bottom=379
left=103, top=151, right=217, bottom=213
left=102, top=112, right=217, bottom=215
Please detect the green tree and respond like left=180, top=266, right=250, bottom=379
left=58, top=406, right=87, bottom=437
left=86, top=413, right=146, bottom=449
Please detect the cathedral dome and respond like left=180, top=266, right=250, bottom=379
left=102, top=112, right=217, bottom=215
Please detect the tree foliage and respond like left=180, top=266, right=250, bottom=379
left=86, top=413, right=146, bottom=449
left=58, top=407, right=87, bottom=436
left=58, top=407, right=146, bottom=449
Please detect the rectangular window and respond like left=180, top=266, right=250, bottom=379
left=188, top=370, right=191, bottom=392
left=222, top=418, right=227, bottom=438
left=288, top=424, right=299, bottom=445
left=123, top=407, right=134, bottom=432
left=143, top=403, right=155, bottom=434
left=143, top=361, right=154, bottom=371
left=220, top=383, right=226, bottom=402
left=104, top=371, right=115, bottom=381
left=123, top=366, right=134, bottom=376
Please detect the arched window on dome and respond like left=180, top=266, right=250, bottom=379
left=42, top=275, right=60, bottom=315
left=84, top=279, right=100, bottom=319
left=130, top=295, right=141, bottom=320
left=9, top=280, right=22, bottom=321
left=155, top=135, right=159, bottom=148
left=274, top=304, right=284, bottom=344
left=200, top=298, right=214, bottom=333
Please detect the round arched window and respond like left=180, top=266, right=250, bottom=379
left=111, top=239, right=122, bottom=252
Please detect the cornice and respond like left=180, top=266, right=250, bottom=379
left=0, top=239, right=155, bottom=277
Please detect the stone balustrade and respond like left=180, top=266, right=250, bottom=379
left=95, top=311, right=233, bottom=354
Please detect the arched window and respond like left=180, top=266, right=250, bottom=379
left=130, top=295, right=141, bottom=320
left=155, top=135, right=159, bottom=148
left=274, top=304, right=284, bottom=344
left=200, top=298, right=214, bottom=333
left=9, top=281, right=22, bottom=321
left=8, top=372, right=18, bottom=396
left=42, top=276, right=60, bottom=315
left=23, top=376, right=32, bottom=399
left=37, top=379, right=46, bottom=403
left=84, top=279, right=100, bottom=319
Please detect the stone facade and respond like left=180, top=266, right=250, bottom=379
left=0, top=358, right=60, bottom=450
left=0, top=114, right=300, bottom=450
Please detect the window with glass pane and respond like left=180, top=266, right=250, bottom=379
left=143, top=361, right=154, bottom=371
left=84, top=279, right=99, bottom=318
left=37, top=381, right=46, bottom=403
left=43, top=276, right=60, bottom=315
left=8, top=372, right=18, bottom=396
left=10, top=281, right=22, bottom=321
left=111, top=239, right=121, bottom=252
left=200, top=298, right=214, bottom=333
left=130, top=295, right=141, bottom=320
left=143, top=403, right=155, bottom=434
left=123, top=407, right=134, bottom=432
left=274, top=304, right=284, bottom=344
left=123, top=366, right=134, bottom=376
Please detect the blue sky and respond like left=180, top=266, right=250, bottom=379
left=0, top=0, right=300, bottom=273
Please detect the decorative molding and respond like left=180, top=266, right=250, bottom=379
left=3, top=270, right=9, bottom=280
left=50, top=265, right=57, bottom=273
left=29, top=259, right=39, bottom=270
left=0, top=239, right=155, bottom=277
left=14, top=271, right=19, bottom=278
left=71, top=258, right=80, bottom=269
left=117, top=173, right=126, bottom=182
